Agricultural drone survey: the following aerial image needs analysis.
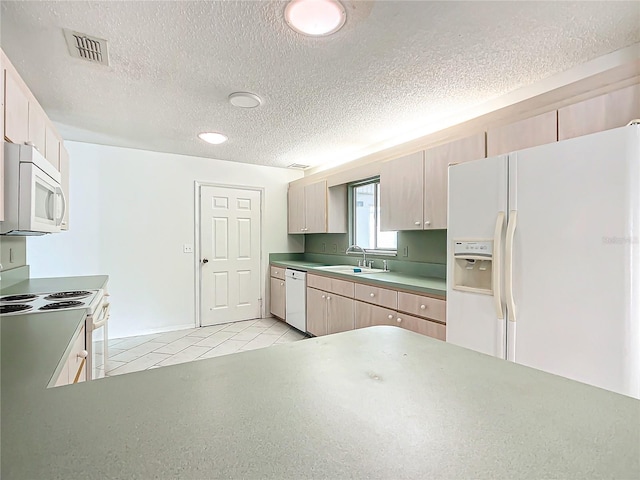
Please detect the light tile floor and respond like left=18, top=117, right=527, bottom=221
left=102, top=318, right=307, bottom=377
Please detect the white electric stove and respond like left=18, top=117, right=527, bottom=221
left=0, top=289, right=110, bottom=381
left=0, top=290, right=103, bottom=315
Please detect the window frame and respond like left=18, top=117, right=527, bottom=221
left=349, top=177, right=397, bottom=256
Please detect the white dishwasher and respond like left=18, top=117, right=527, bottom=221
left=285, top=269, right=306, bottom=333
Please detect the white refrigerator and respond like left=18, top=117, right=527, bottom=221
left=446, top=125, right=640, bottom=398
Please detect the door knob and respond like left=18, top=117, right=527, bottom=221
left=202, top=259, right=209, bottom=264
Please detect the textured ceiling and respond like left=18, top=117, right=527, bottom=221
left=1, top=1, right=639, bottom=169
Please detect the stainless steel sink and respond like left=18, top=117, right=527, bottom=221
left=314, top=265, right=387, bottom=274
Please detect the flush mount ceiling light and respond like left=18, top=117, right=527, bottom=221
left=228, top=92, right=262, bottom=108
left=198, top=132, right=228, bottom=145
left=284, top=0, right=346, bottom=36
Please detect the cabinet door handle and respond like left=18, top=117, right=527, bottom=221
left=280, top=282, right=284, bottom=286
left=321, top=295, right=326, bottom=299
left=414, top=221, right=420, bottom=226
left=77, top=350, right=88, bottom=359
left=425, top=221, right=431, bottom=226
left=396, top=317, right=402, bottom=323
left=369, top=293, right=375, bottom=298
left=387, top=314, right=393, bottom=319
left=420, top=304, right=426, bottom=310
left=326, top=296, right=331, bottom=300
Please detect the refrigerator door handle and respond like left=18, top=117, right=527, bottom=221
left=493, top=211, right=505, bottom=319
left=505, top=210, right=518, bottom=323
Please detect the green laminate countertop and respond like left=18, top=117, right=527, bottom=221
left=270, top=260, right=446, bottom=297
left=2, top=319, right=638, bottom=479
left=0, top=274, right=110, bottom=295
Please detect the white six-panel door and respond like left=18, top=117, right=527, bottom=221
left=200, top=185, right=261, bottom=326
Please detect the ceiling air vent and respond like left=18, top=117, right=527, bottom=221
left=287, top=163, right=310, bottom=169
left=63, top=29, right=109, bottom=66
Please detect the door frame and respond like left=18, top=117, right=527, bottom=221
left=194, top=182, right=265, bottom=328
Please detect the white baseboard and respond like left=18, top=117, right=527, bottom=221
left=110, top=322, right=197, bottom=340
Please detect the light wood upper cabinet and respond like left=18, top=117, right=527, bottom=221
left=45, top=122, right=61, bottom=169
left=28, top=101, right=46, bottom=156
left=269, top=276, right=286, bottom=320
left=4, top=65, right=29, bottom=144
left=558, top=84, right=640, bottom=141
left=287, top=181, right=346, bottom=234
left=287, top=184, right=305, bottom=234
left=380, top=151, right=424, bottom=231
left=306, top=287, right=327, bottom=336
left=423, top=132, right=485, bottom=230
left=380, top=134, right=485, bottom=231
left=487, top=111, right=557, bottom=157
left=59, top=145, right=70, bottom=230
left=304, top=180, right=327, bottom=233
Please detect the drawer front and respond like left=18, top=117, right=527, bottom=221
left=355, top=301, right=397, bottom=329
left=270, top=265, right=286, bottom=280
left=396, top=313, right=446, bottom=341
left=307, top=274, right=354, bottom=298
left=307, top=274, right=331, bottom=291
left=354, top=283, right=398, bottom=309
left=329, top=277, right=355, bottom=298
left=397, top=292, right=446, bottom=323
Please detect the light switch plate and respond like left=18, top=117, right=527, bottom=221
left=183, top=244, right=193, bottom=253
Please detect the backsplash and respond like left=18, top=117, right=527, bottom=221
left=304, top=230, right=447, bottom=264
left=283, top=229, right=448, bottom=278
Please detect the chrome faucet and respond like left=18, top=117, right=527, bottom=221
left=346, top=244, right=366, bottom=267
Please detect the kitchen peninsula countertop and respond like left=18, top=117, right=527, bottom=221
left=2, top=318, right=638, bottom=479
left=270, top=260, right=446, bottom=297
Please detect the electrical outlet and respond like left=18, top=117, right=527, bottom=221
left=183, top=244, right=193, bottom=253
left=321, top=242, right=326, bottom=252
left=332, top=244, right=337, bottom=253
left=402, top=246, right=409, bottom=257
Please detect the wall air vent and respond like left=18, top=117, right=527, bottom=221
left=63, top=29, right=110, bottom=66
left=287, top=163, right=310, bottom=169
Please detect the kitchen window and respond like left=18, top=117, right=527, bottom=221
left=351, top=179, right=397, bottom=254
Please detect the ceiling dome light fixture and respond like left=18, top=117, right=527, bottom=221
left=228, top=92, right=262, bottom=108
left=284, top=0, right=346, bottom=37
left=198, top=132, right=228, bottom=145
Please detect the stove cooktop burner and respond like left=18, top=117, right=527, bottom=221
left=38, top=301, right=85, bottom=311
left=44, top=291, right=92, bottom=301
left=0, top=294, right=38, bottom=303
left=1, top=304, right=34, bottom=314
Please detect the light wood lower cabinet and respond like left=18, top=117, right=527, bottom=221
left=306, top=287, right=355, bottom=336
left=355, top=301, right=397, bottom=328
left=305, top=273, right=445, bottom=341
left=397, top=292, right=446, bottom=324
left=327, top=293, right=354, bottom=334
left=396, top=313, right=446, bottom=341
left=270, top=276, right=286, bottom=320
left=306, top=287, right=328, bottom=336
left=53, top=325, right=87, bottom=387
left=354, top=283, right=397, bottom=309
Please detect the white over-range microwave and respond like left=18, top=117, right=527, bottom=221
left=1, top=142, right=66, bottom=236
